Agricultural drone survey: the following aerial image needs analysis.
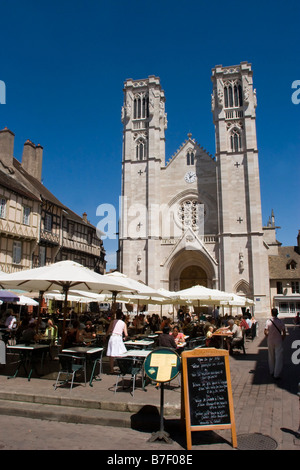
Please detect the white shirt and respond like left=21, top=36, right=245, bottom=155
left=265, top=317, right=285, bottom=345
left=5, top=315, right=17, bottom=330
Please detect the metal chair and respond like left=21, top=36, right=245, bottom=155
left=194, top=336, right=207, bottom=348
left=87, top=348, right=104, bottom=387
left=54, top=353, right=86, bottom=390
left=114, top=357, right=144, bottom=397
left=186, top=336, right=207, bottom=350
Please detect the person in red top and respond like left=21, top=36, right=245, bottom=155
left=239, top=315, right=250, bottom=331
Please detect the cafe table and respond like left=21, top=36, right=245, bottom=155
left=124, top=339, right=154, bottom=349
left=121, top=349, right=151, bottom=358
left=61, top=346, right=104, bottom=387
left=212, top=328, right=232, bottom=349
left=6, top=343, right=50, bottom=381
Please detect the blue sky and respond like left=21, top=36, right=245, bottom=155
left=1, top=0, right=299, bottom=270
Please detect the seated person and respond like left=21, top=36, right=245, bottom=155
left=182, top=317, right=194, bottom=336
left=198, top=312, right=207, bottom=321
left=170, top=325, right=185, bottom=347
left=239, top=315, right=251, bottom=336
left=15, top=317, right=30, bottom=343
left=160, top=317, right=171, bottom=330
left=224, top=319, right=243, bottom=353
left=206, top=325, right=214, bottom=344
left=63, top=320, right=83, bottom=348
left=205, top=325, right=220, bottom=347
left=81, top=320, right=96, bottom=342
left=21, top=322, right=40, bottom=344
left=157, top=326, right=177, bottom=349
left=4, top=309, right=17, bottom=330
left=41, top=319, right=58, bottom=344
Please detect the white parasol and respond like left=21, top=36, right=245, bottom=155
left=171, top=285, right=235, bottom=304
left=16, top=295, right=39, bottom=306
left=0, top=261, right=137, bottom=346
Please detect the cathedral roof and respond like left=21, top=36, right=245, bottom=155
left=165, top=134, right=214, bottom=168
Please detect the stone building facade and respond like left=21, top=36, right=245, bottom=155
left=118, top=62, right=278, bottom=317
left=268, top=231, right=300, bottom=317
left=0, top=127, right=106, bottom=274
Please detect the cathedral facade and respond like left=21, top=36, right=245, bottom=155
left=118, top=62, right=273, bottom=317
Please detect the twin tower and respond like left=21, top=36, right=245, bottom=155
left=117, top=62, right=271, bottom=316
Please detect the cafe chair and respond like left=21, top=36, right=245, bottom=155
left=249, top=322, right=258, bottom=341
left=54, top=353, right=86, bottom=391
left=88, top=348, right=104, bottom=387
left=114, top=357, right=143, bottom=397
left=186, top=336, right=206, bottom=350
left=143, top=339, right=155, bottom=350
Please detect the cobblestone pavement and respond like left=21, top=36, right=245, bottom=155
left=0, top=318, right=299, bottom=454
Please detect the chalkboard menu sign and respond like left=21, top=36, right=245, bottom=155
left=181, top=348, right=237, bottom=450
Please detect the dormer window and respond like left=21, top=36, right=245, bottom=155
left=286, top=260, right=297, bottom=270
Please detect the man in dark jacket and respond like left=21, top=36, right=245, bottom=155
left=157, top=326, right=177, bottom=349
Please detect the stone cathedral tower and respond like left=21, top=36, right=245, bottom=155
left=118, top=63, right=270, bottom=317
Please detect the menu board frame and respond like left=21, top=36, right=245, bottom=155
left=181, top=348, right=237, bottom=450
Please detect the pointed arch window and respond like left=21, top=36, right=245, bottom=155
left=133, top=93, right=149, bottom=119
left=186, top=151, right=195, bottom=165
left=230, top=129, right=242, bottom=152
left=224, top=82, right=243, bottom=108
left=136, top=138, right=147, bottom=160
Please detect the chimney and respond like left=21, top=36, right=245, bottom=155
left=35, top=143, right=43, bottom=181
left=22, top=140, right=43, bottom=181
left=0, top=127, right=15, bottom=168
left=82, top=212, right=88, bottom=222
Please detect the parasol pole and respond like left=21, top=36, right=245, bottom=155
left=111, top=290, right=117, bottom=319
left=61, top=284, right=69, bottom=350
left=35, top=290, right=44, bottom=333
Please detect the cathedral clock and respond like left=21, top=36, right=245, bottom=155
left=184, top=171, right=196, bottom=183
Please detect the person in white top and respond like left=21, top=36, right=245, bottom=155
left=106, top=310, right=128, bottom=373
left=264, top=308, right=286, bottom=379
left=4, top=310, right=17, bottom=330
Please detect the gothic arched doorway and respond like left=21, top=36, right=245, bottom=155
left=180, top=265, right=208, bottom=290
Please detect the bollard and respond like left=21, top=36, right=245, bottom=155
left=295, top=382, right=300, bottom=444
